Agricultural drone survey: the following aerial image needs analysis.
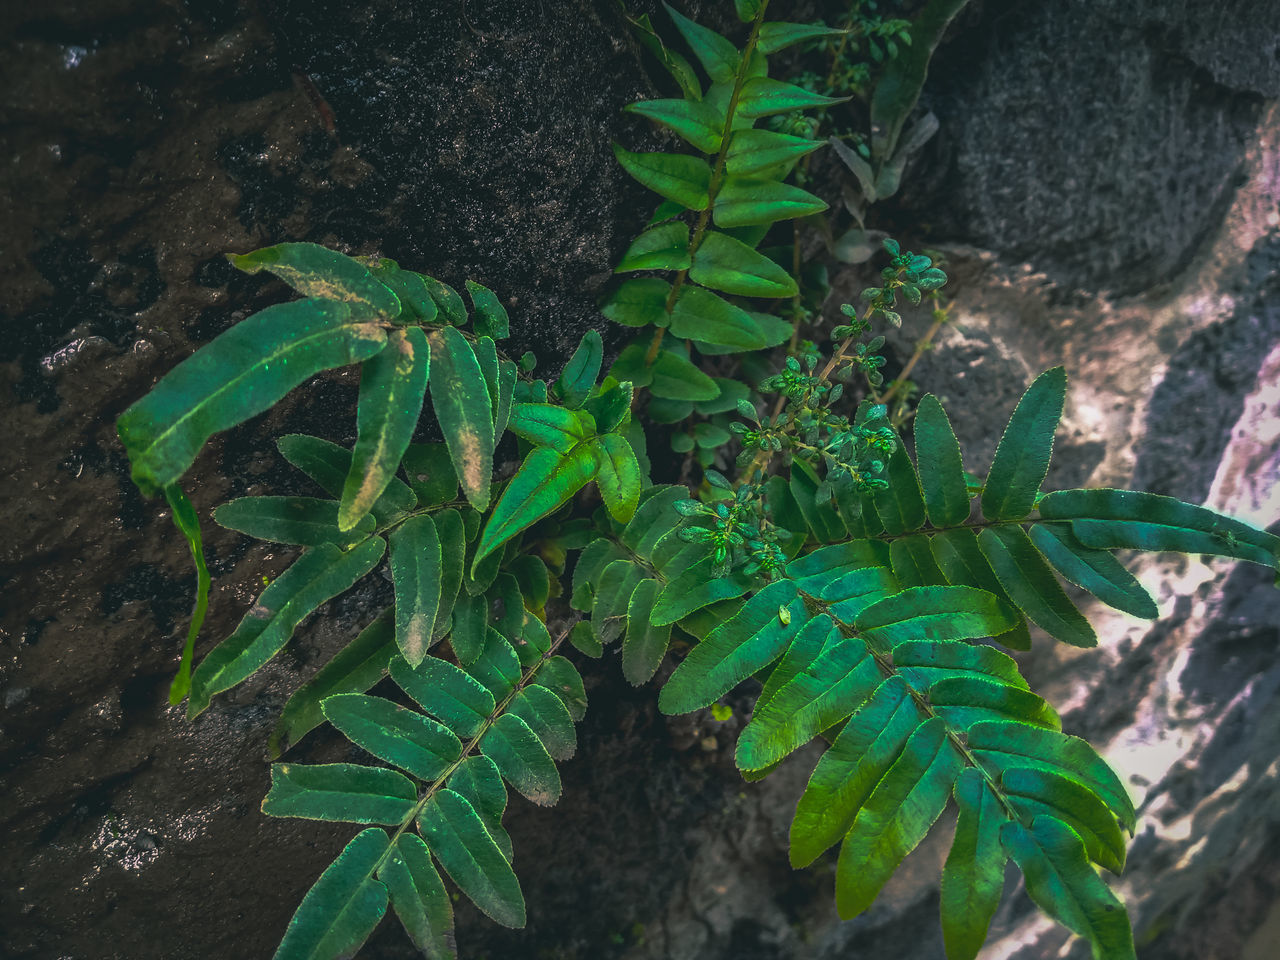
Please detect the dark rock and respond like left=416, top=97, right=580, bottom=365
left=899, top=0, right=1277, bottom=294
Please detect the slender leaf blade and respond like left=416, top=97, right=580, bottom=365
left=473, top=443, right=599, bottom=573
left=262, top=762, right=417, bottom=824
left=188, top=538, right=386, bottom=717
left=118, top=298, right=387, bottom=495
left=390, top=515, right=443, bottom=666
left=427, top=326, right=494, bottom=511
left=419, top=789, right=526, bottom=928
left=228, top=243, right=400, bottom=316
left=322, top=693, right=462, bottom=781
left=982, top=366, right=1066, bottom=521
left=1001, top=818, right=1136, bottom=960
left=979, top=525, right=1097, bottom=648
left=690, top=231, right=798, bottom=298
left=914, top=394, right=970, bottom=527
left=941, top=768, right=1008, bottom=960
left=270, top=610, right=398, bottom=757
left=340, top=327, right=430, bottom=530
left=273, top=827, right=390, bottom=960
left=378, top=833, right=455, bottom=960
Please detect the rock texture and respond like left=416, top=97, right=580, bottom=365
left=2, top=1, right=1278, bottom=959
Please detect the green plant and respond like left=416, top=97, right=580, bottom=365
left=113, top=5, right=1280, bottom=960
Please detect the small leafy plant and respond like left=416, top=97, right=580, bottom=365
left=113, top=5, right=1279, bottom=960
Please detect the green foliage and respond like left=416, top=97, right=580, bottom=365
left=111, top=6, right=1280, bottom=959
left=603, top=1, right=841, bottom=416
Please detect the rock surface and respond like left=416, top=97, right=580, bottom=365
left=2, top=1, right=1278, bottom=959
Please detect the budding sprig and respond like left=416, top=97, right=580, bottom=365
left=672, top=238, right=948, bottom=579
left=674, top=471, right=789, bottom=577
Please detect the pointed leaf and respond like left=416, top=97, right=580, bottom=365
left=622, top=578, right=672, bottom=685
left=737, top=77, right=849, bottom=118
left=600, top=277, right=672, bottom=328
left=690, top=230, right=798, bottom=298
left=627, top=10, right=701, bottom=100
left=1003, top=767, right=1127, bottom=874
left=968, top=720, right=1135, bottom=833
left=616, top=221, right=692, bottom=273
left=872, top=440, right=927, bottom=535
left=229, top=243, right=400, bottom=316
left=427, top=326, right=494, bottom=510
left=668, top=285, right=768, bottom=349
left=480, top=712, right=561, bottom=806
left=273, top=828, right=390, bottom=960
left=929, top=675, right=1061, bottom=730
left=650, top=551, right=756, bottom=626
left=262, top=762, right=417, bottom=824
left=1038, top=488, right=1280, bottom=568
left=725, top=128, right=824, bottom=176
left=891, top=640, right=1029, bottom=692
left=757, top=22, right=848, bottom=54
left=1030, top=522, right=1158, bottom=619
left=163, top=484, right=210, bottom=705
left=854, top=585, right=1019, bottom=647
left=594, top=433, right=642, bottom=523
left=390, top=654, right=496, bottom=738
left=612, top=144, right=711, bottom=209
left=118, top=299, right=387, bottom=495
left=736, top=623, right=881, bottom=771
left=789, top=677, right=918, bottom=867
left=982, top=366, right=1066, bottom=520
left=663, top=1, right=739, bottom=82
left=473, top=444, right=599, bottom=573
left=930, top=529, right=1033, bottom=651
left=713, top=176, right=827, bottom=227
left=659, top=580, right=803, bottom=713
left=555, top=330, right=603, bottom=409
left=388, top=515, right=443, bottom=666
left=322, top=693, right=462, bottom=781
left=835, top=717, right=965, bottom=919
left=379, top=834, right=455, bottom=960
left=340, top=327, right=429, bottom=530
left=941, top=768, right=1008, bottom=960
left=188, top=539, right=386, bottom=717
left=420, top=790, right=526, bottom=927
left=979, top=525, right=1097, bottom=648
left=914, top=394, right=970, bottom=527
left=507, top=403, right=594, bottom=453
left=270, top=611, right=398, bottom=758
left=465, top=280, right=509, bottom=339
left=214, top=497, right=374, bottom=548
left=624, top=99, right=722, bottom=154
left=1001, top=818, right=1136, bottom=960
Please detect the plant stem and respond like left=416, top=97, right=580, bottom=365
left=372, top=621, right=576, bottom=873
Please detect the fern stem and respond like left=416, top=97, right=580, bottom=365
left=372, top=621, right=577, bottom=873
